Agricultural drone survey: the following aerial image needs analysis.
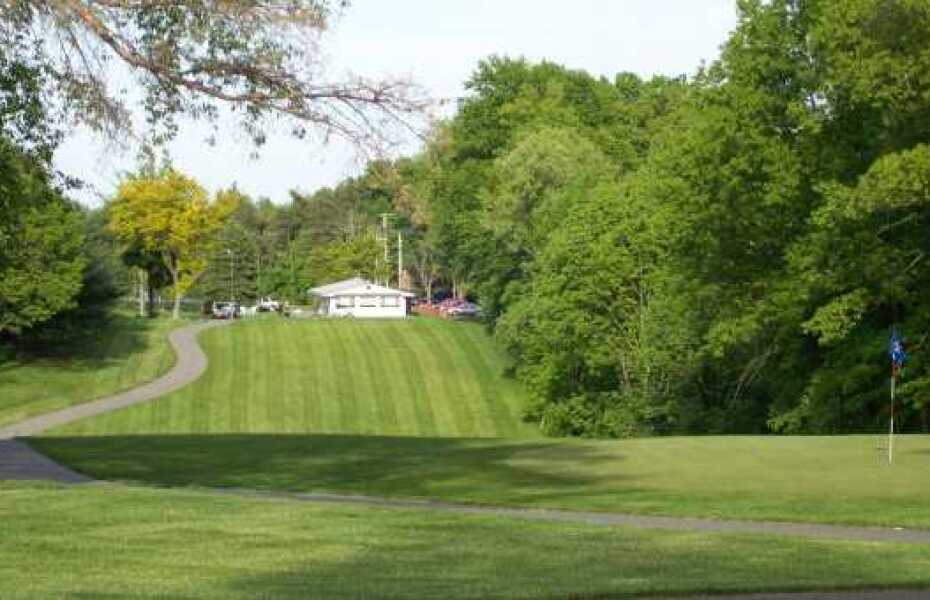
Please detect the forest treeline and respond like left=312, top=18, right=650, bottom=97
left=4, top=0, right=930, bottom=436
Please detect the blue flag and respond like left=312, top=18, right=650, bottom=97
left=890, top=328, right=907, bottom=370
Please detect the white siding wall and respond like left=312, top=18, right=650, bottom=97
left=326, top=295, right=407, bottom=318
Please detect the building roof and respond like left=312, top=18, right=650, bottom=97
left=309, top=278, right=415, bottom=298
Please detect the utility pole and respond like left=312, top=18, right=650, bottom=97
left=226, top=248, right=236, bottom=301
left=397, top=231, right=403, bottom=289
left=379, top=212, right=393, bottom=286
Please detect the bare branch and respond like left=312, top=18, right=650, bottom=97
left=2, top=0, right=429, bottom=150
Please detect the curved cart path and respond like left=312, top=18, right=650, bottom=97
left=1, top=319, right=929, bottom=598
left=0, top=320, right=229, bottom=482
left=0, top=320, right=227, bottom=440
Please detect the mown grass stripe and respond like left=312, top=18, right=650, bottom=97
left=443, top=323, right=496, bottom=436
left=399, top=319, right=455, bottom=436
left=278, top=320, right=303, bottom=433
left=416, top=321, right=476, bottom=436
left=466, top=323, right=533, bottom=437
left=369, top=321, right=421, bottom=436
left=452, top=324, right=514, bottom=436
left=353, top=323, right=401, bottom=434
left=228, top=326, right=247, bottom=433
left=52, top=318, right=538, bottom=439
left=338, top=322, right=378, bottom=433
left=306, top=322, right=331, bottom=431
left=313, top=323, right=341, bottom=432
left=387, top=322, right=438, bottom=435
left=299, top=323, right=323, bottom=431
left=284, top=323, right=314, bottom=433
left=323, top=321, right=358, bottom=433
left=264, top=319, right=288, bottom=432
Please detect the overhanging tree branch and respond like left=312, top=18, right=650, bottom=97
left=1, top=0, right=428, bottom=149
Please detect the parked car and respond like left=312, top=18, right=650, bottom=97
left=436, top=298, right=482, bottom=318
left=211, top=301, right=238, bottom=319
left=446, top=302, right=481, bottom=318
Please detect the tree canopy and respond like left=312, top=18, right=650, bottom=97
left=0, top=136, right=84, bottom=334
left=370, top=0, right=930, bottom=437
left=108, top=169, right=237, bottom=318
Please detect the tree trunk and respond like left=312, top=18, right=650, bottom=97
left=138, top=269, right=146, bottom=317
left=169, top=268, right=182, bottom=320
left=147, top=277, right=156, bottom=317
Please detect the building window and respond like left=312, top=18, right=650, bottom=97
left=359, top=296, right=377, bottom=307
left=382, top=295, right=398, bottom=307
left=336, top=296, right=353, bottom=308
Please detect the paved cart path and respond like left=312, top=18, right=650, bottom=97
left=0, top=438, right=91, bottom=482
left=0, top=320, right=227, bottom=441
left=216, top=487, right=930, bottom=544
left=1, top=318, right=929, bottom=598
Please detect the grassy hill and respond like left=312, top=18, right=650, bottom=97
left=33, top=317, right=930, bottom=528
left=0, top=314, right=177, bottom=427
left=53, top=318, right=538, bottom=438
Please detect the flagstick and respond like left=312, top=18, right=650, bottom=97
left=889, top=371, right=895, bottom=465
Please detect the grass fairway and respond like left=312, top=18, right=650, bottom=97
left=4, top=482, right=930, bottom=599
left=33, top=317, right=930, bottom=528
left=52, top=317, right=537, bottom=438
left=34, top=433, right=930, bottom=529
left=0, top=314, right=177, bottom=427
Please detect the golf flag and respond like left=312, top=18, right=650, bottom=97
left=887, top=328, right=906, bottom=465
left=890, top=328, right=907, bottom=374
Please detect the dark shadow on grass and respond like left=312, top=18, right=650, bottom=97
left=214, top=506, right=930, bottom=600
left=0, top=313, right=154, bottom=370
left=30, top=434, right=635, bottom=506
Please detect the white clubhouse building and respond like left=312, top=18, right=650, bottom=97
left=309, top=278, right=414, bottom=319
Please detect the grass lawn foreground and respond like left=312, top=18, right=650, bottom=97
left=4, top=480, right=930, bottom=599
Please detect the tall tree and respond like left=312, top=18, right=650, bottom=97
left=108, top=170, right=237, bottom=318
left=0, top=136, right=84, bottom=334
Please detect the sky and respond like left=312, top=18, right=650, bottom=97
left=55, top=1, right=738, bottom=206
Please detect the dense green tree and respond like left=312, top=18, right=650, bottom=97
left=198, top=221, right=260, bottom=303
left=0, top=137, right=84, bottom=335
left=108, top=170, right=238, bottom=318
left=401, top=0, right=930, bottom=437
left=303, top=228, right=386, bottom=290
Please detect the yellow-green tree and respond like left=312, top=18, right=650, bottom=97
left=108, top=170, right=237, bottom=319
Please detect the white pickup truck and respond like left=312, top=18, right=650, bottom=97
left=256, top=297, right=281, bottom=312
